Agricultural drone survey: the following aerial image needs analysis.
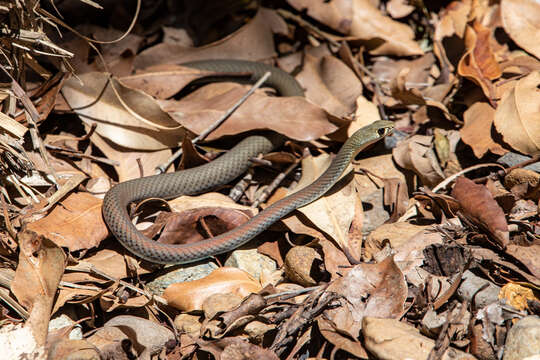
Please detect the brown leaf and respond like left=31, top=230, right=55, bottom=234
left=278, top=47, right=363, bottom=118
left=461, top=101, right=507, bottom=158
left=147, top=206, right=254, bottom=245
left=501, top=0, right=540, bottom=59
left=26, top=192, right=108, bottom=252
left=362, top=317, right=473, bottom=359
left=163, top=267, right=261, bottom=311
left=11, top=231, right=66, bottom=346
left=506, top=244, right=540, bottom=279
left=451, top=177, right=509, bottom=248
left=287, top=0, right=423, bottom=56
left=457, top=21, right=501, bottom=102
left=160, top=82, right=337, bottom=141
left=387, top=0, right=415, bottom=19
left=134, top=8, right=284, bottom=69
left=61, top=72, right=190, bottom=150
left=392, top=135, right=445, bottom=187
left=494, top=71, right=540, bottom=155
left=317, top=317, right=368, bottom=358
left=90, top=133, right=172, bottom=182
left=325, top=256, right=407, bottom=338
left=434, top=0, right=471, bottom=41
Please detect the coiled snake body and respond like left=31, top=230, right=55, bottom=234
left=102, top=60, right=394, bottom=264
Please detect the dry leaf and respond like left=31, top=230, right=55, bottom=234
left=279, top=47, right=363, bottom=117
left=461, top=102, right=506, bottom=158
left=325, top=256, right=407, bottom=338
left=160, top=82, right=337, bottom=141
left=393, top=135, right=445, bottom=188
left=457, top=21, right=501, bottom=102
left=163, top=267, right=261, bottom=311
left=61, top=72, right=190, bottom=150
left=11, top=231, right=66, bottom=346
left=501, top=0, right=540, bottom=60
left=26, top=192, right=108, bottom=252
left=451, top=177, right=509, bottom=248
left=287, top=0, right=423, bottom=56
left=134, top=8, right=283, bottom=69
left=494, top=71, right=540, bottom=155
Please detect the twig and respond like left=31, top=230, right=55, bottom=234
left=251, top=154, right=304, bottom=208
left=431, top=163, right=505, bottom=193
left=66, top=262, right=167, bottom=306
left=473, top=154, right=540, bottom=184
left=44, top=144, right=120, bottom=166
left=229, top=168, right=253, bottom=202
left=277, top=9, right=341, bottom=48
left=155, top=71, right=272, bottom=174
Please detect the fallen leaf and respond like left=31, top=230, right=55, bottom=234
left=494, top=71, right=540, bottom=155
left=160, top=82, right=337, bottom=141
left=287, top=0, right=423, bottom=56
left=362, top=317, right=473, bottom=359
left=501, top=0, right=540, bottom=60
left=163, top=267, right=261, bottom=311
left=11, top=231, right=66, bottom=346
left=26, top=192, right=108, bottom=252
left=434, top=0, right=471, bottom=41
left=279, top=47, right=363, bottom=118
left=505, top=244, right=540, bottom=279
left=461, top=102, right=507, bottom=158
left=457, top=21, right=501, bottom=102
left=387, top=0, right=415, bottom=19
left=451, top=177, right=509, bottom=248
left=61, top=72, right=190, bottom=150
left=393, top=135, right=445, bottom=188
left=325, top=256, right=407, bottom=338
left=134, top=8, right=284, bottom=69
left=90, top=132, right=173, bottom=182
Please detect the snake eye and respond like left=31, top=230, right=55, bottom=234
left=377, top=127, right=387, bottom=137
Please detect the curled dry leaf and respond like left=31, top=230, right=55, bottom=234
left=11, top=231, right=66, bottom=346
left=433, top=0, right=470, bottom=43
left=134, top=8, right=284, bottom=69
left=501, top=0, right=540, bottom=60
left=457, top=21, right=501, bottom=102
left=61, top=72, right=190, bottom=150
left=148, top=206, right=254, bottom=245
left=160, top=82, right=337, bottom=141
left=392, top=135, right=445, bottom=188
left=163, top=267, right=261, bottom=311
left=287, top=0, right=422, bottom=56
left=451, top=177, right=509, bottom=248
left=26, top=192, right=108, bottom=252
left=279, top=47, right=363, bottom=118
left=494, top=71, right=540, bottom=155
left=461, top=102, right=506, bottom=158
left=325, top=257, right=407, bottom=339
left=386, top=0, right=415, bottom=19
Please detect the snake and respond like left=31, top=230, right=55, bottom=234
left=102, top=60, right=394, bottom=264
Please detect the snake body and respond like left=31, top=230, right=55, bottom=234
left=102, top=60, right=394, bottom=264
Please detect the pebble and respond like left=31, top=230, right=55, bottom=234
left=503, top=316, right=540, bottom=360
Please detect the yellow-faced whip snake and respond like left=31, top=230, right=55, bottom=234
left=102, top=60, right=394, bottom=264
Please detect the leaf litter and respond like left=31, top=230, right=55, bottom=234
left=1, top=1, right=539, bottom=359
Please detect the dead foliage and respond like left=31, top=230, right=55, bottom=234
left=0, top=0, right=539, bottom=359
